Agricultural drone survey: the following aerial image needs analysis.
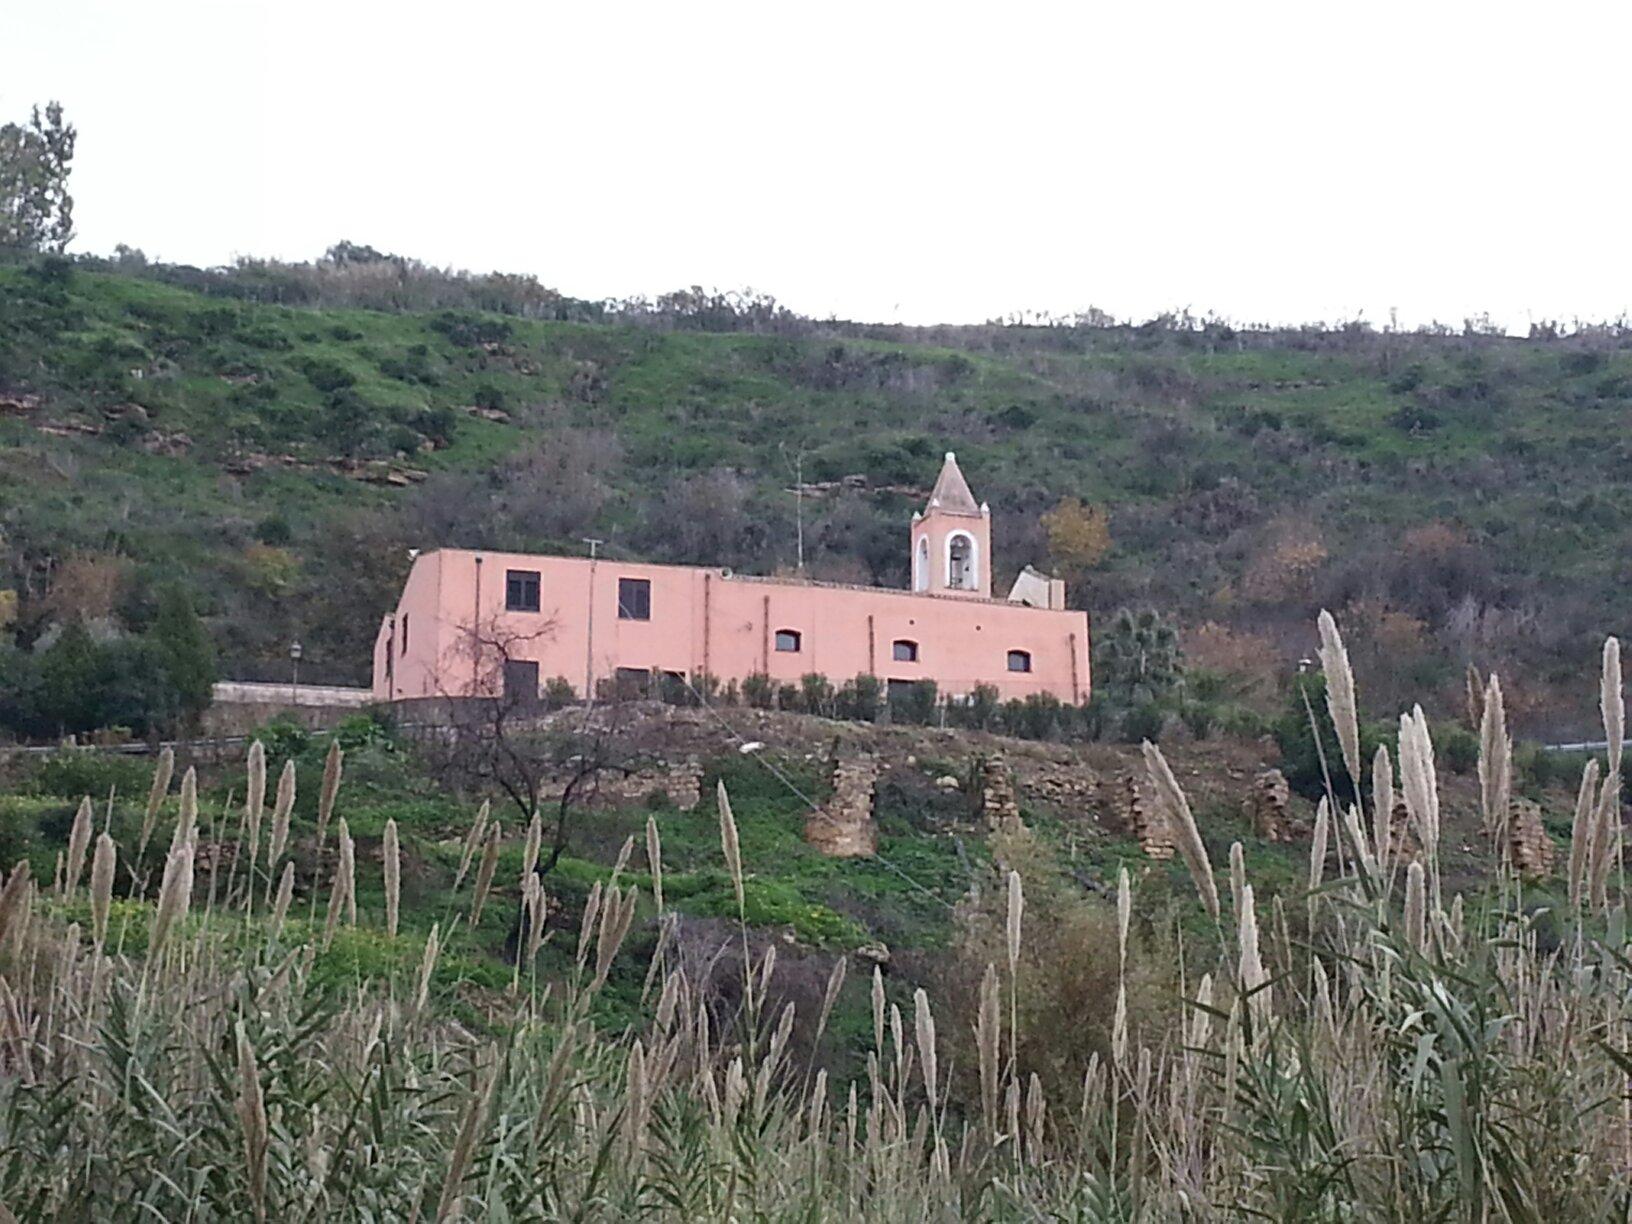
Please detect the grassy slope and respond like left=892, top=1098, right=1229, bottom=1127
left=4, top=265, right=1632, bottom=720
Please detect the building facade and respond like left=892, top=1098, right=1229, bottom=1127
left=372, top=453, right=1090, bottom=706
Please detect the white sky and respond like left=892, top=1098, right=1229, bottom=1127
left=7, top=0, right=1632, bottom=329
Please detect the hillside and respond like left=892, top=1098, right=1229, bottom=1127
left=5, top=256, right=1632, bottom=733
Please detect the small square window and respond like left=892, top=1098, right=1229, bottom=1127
left=775, top=629, right=802, bottom=653
left=506, top=569, right=541, bottom=612
left=892, top=639, right=919, bottom=662
left=618, top=577, right=651, bottom=621
left=1007, top=649, right=1032, bottom=673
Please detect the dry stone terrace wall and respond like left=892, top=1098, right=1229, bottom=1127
left=804, top=756, right=879, bottom=858
left=1508, top=797, right=1556, bottom=878
left=401, top=701, right=1362, bottom=864
left=538, top=758, right=703, bottom=812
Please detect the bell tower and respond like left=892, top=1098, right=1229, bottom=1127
left=911, top=452, right=991, bottom=599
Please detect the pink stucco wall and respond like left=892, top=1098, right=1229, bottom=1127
left=372, top=548, right=1090, bottom=705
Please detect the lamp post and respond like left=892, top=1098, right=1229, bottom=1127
left=290, top=639, right=303, bottom=705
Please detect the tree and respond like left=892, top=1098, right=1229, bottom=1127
left=1041, top=497, right=1111, bottom=587
left=150, top=586, right=217, bottom=730
left=1094, top=608, right=1184, bottom=708
left=0, top=102, right=75, bottom=253
left=34, top=620, right=108, bottom=733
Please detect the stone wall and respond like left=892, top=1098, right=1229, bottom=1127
left=542, top=758, right=703, bottom=812
left=1245, top=769, right=1292, bottom=842
left=1013, top=758, right=1101, bottom=815
left=1508, top=798, right=1556, bottom=878
left=978, top=754, right=1023, bottom=833
left=805, top=756, right=879, bottom=858
left=1098, top=772, right=1175, bottom=860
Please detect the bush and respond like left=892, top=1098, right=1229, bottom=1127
left=953, top=684, right=1000, bottom=731
left=25, top=752, right=153, bottom=801
left=333, top=710, right=396, bottom=752
left=1120, top=702, right=1167, bottom=744
left=834, top=674, right=882, bottom=722
left=251, top=717, right=310, bottom=762
left=1180, top=700, right=1218, bottom=740
left=1437, top=722, right=1478, bottom=774
left=798, top=673, right=835, bottom=718
left=742, top=673, right=774, bottom=710
left=1272, top=672, right=1385, bottom=800
left=889, top=680, right=939, bottom=726
left=542, top=676, right=578, bottom=709
left=1003, top=693, right=1064, bottom=740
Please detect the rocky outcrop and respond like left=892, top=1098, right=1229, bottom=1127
left=1246, top=769, right=1292, bottom=842
left=1099, top=772, right=1175, bottom=860
left=805, top=756, right=879, bottom=858
left=1508, top=798, right=1556, bottom=878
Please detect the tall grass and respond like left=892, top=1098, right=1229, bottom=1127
left=0, top=612, right=1628, bottom=1217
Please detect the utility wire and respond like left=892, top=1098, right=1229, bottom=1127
left=677, top=674, right=958, bottom=911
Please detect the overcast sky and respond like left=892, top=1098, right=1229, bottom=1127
left=8, top=1, right=1631, bottom=329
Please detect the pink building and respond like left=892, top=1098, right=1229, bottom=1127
left=372, top=453, right=1090, bottom=707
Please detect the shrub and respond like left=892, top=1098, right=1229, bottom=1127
left=1273, top=672, right=1384, bottom=799
left=542, top=676, right=578, bottom=709
left=834, top=674, right=881, bottom=722
left=1003, top=693, right=1064, bottom=740
left=251, top=717, right=310, bottom=761
left=742, top=673, right=774, bottom=710
left=298, top=355, right=356, bottom=393
left=889, top=679, right=939, bottom=726
left=1120, top=702, right=1166, bottom=744
left=25, top=752, right=153, bottom=800
left=1180, top=700, right=1217, bottom=740
left=1437, top=722, right=1478, bottom=774
left=798, top=673, right=835, bottom=718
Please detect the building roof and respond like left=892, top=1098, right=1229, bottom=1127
left=925, top=451, right=982, bottom=516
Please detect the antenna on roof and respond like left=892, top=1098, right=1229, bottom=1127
left=581, top=538, right=603, bottom=559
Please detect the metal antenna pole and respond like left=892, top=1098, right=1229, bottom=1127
left=582, top=538, right=603, bottom=700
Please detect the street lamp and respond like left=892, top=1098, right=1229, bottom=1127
left=290, top=639, right=303, bottom=704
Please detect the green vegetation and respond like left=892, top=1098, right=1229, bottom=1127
left=5, top=253, right=1632, bottom=736
left=0, top=614, right=1625, bottom=1217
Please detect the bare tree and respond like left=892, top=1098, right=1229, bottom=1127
left=420, top=611, right=645, bottom=874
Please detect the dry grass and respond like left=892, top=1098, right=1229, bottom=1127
left=0, top=611, right=1627, bottom=1218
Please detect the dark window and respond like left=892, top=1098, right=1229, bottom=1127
left=1007, top=649, right=1032, bottom=673
left=503, top=659, right=540, bottom=705
left=618, top=577, right=651, bottom=620
left=506, top=569, right=541, bottom=612
left=892, top=639, right=919, bottom=662
left=401, top=614, right=408, bottom=653
left=775, top=629, right=802, bottom=653
left=614, top=667, right=652, bottom=699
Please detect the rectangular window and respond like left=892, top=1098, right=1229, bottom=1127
left=1007, top=649, right=1032, bottom=673
left=618, top=577, right=651, bottom=621
left=400, top=613, right=408, bottom=653
left=506, top=569, right=541, bottom=612
left=775, top=629, right=802, bottom=653
left=503, top=658, right=540, bottom=705
left=892, top=639, right=919, bottom=662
